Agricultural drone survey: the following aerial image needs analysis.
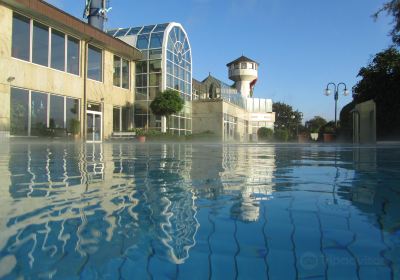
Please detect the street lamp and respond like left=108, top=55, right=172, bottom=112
left=324, top=82, right=348, bottom=127
left=291, top=112, right=303, bottom=136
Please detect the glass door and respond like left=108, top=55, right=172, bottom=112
left=87, top=111, right=102, bottom=142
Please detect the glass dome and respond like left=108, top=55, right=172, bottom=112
left=108, top=23, right=192, bottom=135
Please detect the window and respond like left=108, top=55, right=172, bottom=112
left=11, top=13, right=80, bottom=75
left=149, top=49, right=162, bottom=59
left=149, top=73, right=161, bottom=87
left=122, top=107, right=129, bottom=131
left=136, top=61, right=147, bottom=74
left=49, top=95, right=64, bottom=129
left=135, top=88, right=147, bottom=100
left=140, top=25, right=155, bottom=34
left=10, top=88, right=80, bottom=136
left=136, top=34, right=149, bottom=49
left=31, top=91, right=48, bottom=136
left=113, top=107, right=130, bottom=131
left=113, top=107, right=121, bottom=132
left=149, top=60, right=161, bottom=73
left=51, top=29, right=65, bottom=71
left=12, top=13, right=30, bottom=61
left=10, top=88, right=29, bottom=136
left=149, top=33, right=163, bottom=49
left=66, top=98, right=79, bottom=133
left=121, top=59, right=129, bottom=89
left=113, top=56, right=130, bottom=89
left=67, top=37, right=80, bottom=75
left=88, top=45, right=102, bottom=81
left=136, top=74, right=147, bottom=87
left=113, top=55, right=121, bottom=87
left=241, top=63, right=247, bottom=69
left=149, top=87, right=160, bottom=99
left=32, top=21, right=49, bottom=66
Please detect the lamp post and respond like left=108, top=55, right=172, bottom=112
left=324, top=82, right=349, bottom=127
left=290, top=112, right=303, bottom=139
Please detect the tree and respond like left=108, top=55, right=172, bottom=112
left=305, top=116, right=327, bottom=133
left=150, top=89, right=184, bottom=132
left=375, top=0, right=400, bottom=45
left=272, top=102, right=303, bottom=139
left=353, top=47, right=400, bottom=139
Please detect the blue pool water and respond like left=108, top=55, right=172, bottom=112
left=0, top=142, right=399, bottom=279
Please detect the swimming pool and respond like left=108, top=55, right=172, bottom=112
left=0, top=142, right=399, bottom=279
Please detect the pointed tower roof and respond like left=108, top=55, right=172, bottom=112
left=226, top=55, right=259, bottom=67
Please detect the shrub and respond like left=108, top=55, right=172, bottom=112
left=274, top=129, right=289, bottom=142
left=320, top=121, right=336, bottom=134
left=257, top=127, right=274, bottom=141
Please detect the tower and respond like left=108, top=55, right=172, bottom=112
left=227, top=56, right=259, bottom=98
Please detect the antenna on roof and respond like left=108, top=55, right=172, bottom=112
left=83, top=0, right=112, bottom=31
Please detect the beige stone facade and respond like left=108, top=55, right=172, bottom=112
left=0, top=1, right=142, bottom=141
left=192, top=99, right=253, bottom=142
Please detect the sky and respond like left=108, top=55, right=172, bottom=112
left=45, top=0, right=394, bottom=122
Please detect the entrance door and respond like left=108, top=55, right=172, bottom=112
left=87, top=111, right=102, bottom=142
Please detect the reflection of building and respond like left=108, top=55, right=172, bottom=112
left=108, top=24, right=192, bottom=135
left=192, top=56, right=275, bottom=141
left=0, top=0, right=142, bottom=142
left=191, top=144, right=276, bottom=222
left=2, top=142, right=201, bottom=278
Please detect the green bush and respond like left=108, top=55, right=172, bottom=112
left=274, top=129, right=289, bottom=142
left=320, top=121, right=336, bottom=134
left=257, top=127, right=274, bottom=141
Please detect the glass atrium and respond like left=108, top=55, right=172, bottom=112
left=108, top=23, right=192, bottom=135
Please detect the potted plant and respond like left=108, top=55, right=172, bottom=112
left=134, top=128, right=146, bottom=143
left=322, top=122, right=336, bottom=143
left=149, top=89, right=184, bottom=133
left=310, top=128, right=319, bottom=141
left=305, top=116, right=327, bottom=142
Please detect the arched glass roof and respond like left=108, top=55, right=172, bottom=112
left=107, top=23, right=191, bottom=56
left=106, top=23, right=169, bottom=39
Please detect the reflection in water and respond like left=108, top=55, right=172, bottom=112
left=0, top=143, right=399, bottom=279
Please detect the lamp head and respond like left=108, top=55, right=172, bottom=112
left=324, top=88, right=331, bottom=96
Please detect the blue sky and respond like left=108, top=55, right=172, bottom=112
left=45, top=0, right=393, bottom=122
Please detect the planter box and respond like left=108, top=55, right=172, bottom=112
left=137, top=136, right=146, bottom=143
left=298, top=134, right=308, bottom=143
left=323, top=133, right=336, bottom=143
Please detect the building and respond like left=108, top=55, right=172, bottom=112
left=192, top=56, right=275, bottom=141
left=107, top=23, right=192, bottom=135
left=0, top=0, right=142, bottom=142
left=0, top=0, right=273, bottom=142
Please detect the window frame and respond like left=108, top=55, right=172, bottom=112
left=87, top=44, right=104, bottom=82
left=113, top=55, right=130, bottom=89
left=11, top=12, right=81, bottom=76
left=10, top=86, right=80, bottom=137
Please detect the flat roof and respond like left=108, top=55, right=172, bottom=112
left=1, top=0, right=143, bottom=61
